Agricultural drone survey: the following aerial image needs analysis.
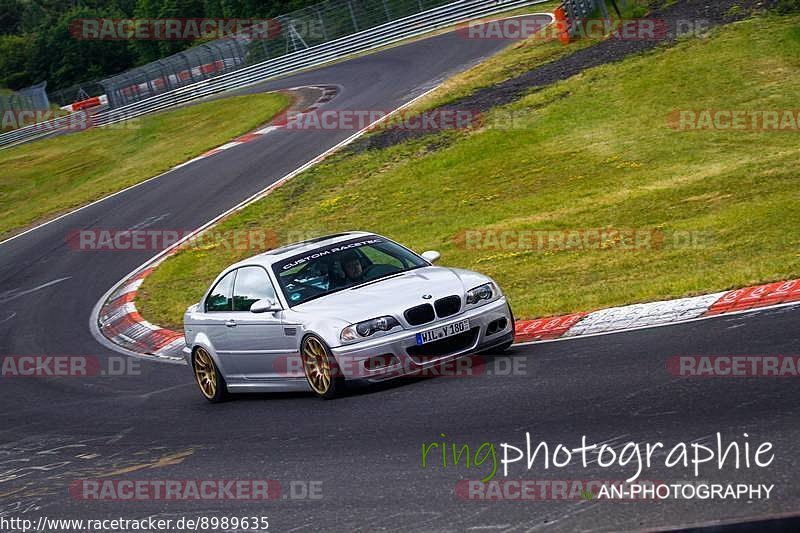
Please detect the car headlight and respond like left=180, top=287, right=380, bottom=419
left=465, top=282, right=499, bottom=306
left=341, top=316, right=401, bottom=342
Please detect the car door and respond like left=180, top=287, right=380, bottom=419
left=194, top=269, right=240, bottom=377
left=225, top=265, right=294, bottom=380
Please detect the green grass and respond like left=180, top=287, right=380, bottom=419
left=138, top=14, right=800, bottom=329
left=398, top=0, right=650, bottom=113
left=0, top=92, right=290, bottom=240
left=411, top=23, right=593, bottom=111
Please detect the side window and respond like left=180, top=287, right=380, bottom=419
left=232, top=266, right=278, bottom=312
left=205, top=270, right=236, bottom=312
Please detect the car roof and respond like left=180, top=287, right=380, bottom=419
left=229, top=231, right=378, bottom=269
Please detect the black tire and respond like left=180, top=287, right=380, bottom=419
left=192, top=347, right=229, bottom=403
left=300, top=334, right=345, bottom=399
left=494, top=340, right=514, bottom=353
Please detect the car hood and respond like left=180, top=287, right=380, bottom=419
left=290, top=266, right=490, bottom=324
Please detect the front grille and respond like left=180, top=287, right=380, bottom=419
left=406, top=327, right=480, bottom=361
left=404, top=304, right=435, bottom=326
left=434, top=295, right=461, bottom=318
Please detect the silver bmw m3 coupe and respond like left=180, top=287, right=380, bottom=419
left=184, top=232, right=514, bottom=401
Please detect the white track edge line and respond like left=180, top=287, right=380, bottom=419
left=0, top=10, right=556, bottom=248
left=513, top=299, right=800, bottom=348
left=89, top=84, right=442, bottom=363
left=0, top=86, right=324, bottom=248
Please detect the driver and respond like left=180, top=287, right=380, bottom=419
left=340, top=250, right=366, bottom=285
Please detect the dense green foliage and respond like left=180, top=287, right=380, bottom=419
left=0, top=1, right=319, bottom=91
left=777, top=0, right=800, bottom=13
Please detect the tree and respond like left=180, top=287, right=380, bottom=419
left=0, top=0, right=22, bottom=35
left=0, top=34, right=32, bottom=88
left=26, top=6, right=135, bottom=89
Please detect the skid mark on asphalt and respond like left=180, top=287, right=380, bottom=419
left=0, top=277, right=71, bottom=305
left=136, top=382, right=193, bottom=400
left=96, top=449, right=194, bottom=477
left=525, top=500, right=601, bottom=531
left=0, top=434, right=196, bottom=517
left=128, top=213, right=171, bottom=231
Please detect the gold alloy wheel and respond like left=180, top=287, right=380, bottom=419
left=193, top=348, right=218, bottom=400
left=301, top=337, right=332, bottom=395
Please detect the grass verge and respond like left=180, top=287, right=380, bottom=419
left=0, top=91, right=290, bottom=240
left=406, top=0, right=651, bottom=111
left=139, top=13, right=800, bottom=329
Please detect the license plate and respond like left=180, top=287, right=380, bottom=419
left=416, top=319, right=470, bottom=345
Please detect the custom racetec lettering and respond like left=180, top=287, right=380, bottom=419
left=278, top=238, right=383, bottom=271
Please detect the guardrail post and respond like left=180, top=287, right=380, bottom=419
left=597, top=0, right=610, bottom=20
left=347, top=0, right=360, bottom=31
left=316, top=7, right=329, bottom=40
left=563, top=0, right=577, bottom=37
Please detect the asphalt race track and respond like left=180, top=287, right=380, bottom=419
left=1, top=14, right=799, bottom=531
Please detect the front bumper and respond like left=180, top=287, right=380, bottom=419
left=331, top=297, right=513, bottom=382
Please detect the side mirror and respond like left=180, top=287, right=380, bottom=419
left=421, top=250, right=441, bottom=264
left=250, top=298, right=281, bottom=313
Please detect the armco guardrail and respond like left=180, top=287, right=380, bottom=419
left=0, top=0, right=549, bottom=150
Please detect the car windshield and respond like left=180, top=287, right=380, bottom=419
left=272, top=236, right=428, bottom=306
